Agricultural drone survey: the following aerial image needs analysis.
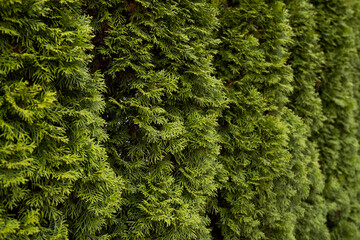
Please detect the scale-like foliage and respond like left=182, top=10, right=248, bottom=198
left=310, top=0, right=360, bottom=238
left=2, top=1, right=360, bottom=239
left=285, top=0, right=330, bottom=239
left=209, top=0, right=303, bottom=239
left=86, top=0, right=225, bottom=239
left=347, top=2, right=360, bottom=238
left=0, top=1, right=122, bottom=239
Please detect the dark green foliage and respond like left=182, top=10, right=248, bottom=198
left=285, top=0, right=330, bottom=239
left=310, top=0, right=360, bottom=238
left=348, top=1, right=360, bottom=238
left=86, top=0, right=225, bottom=239
left=209, top=1, right=303, bottom=239
left=0, top=0, right=122, bottom=238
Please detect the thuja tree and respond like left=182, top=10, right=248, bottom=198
left=86, top=0, right=224, bottom=239
left=0, top=0, right=122, bottom=239
left=310, top=0, right=360, bottom=238
left=209, top=0, right=305, bottom=239
left=285, top=0, right=330, bottom=239
left=348, top=1, right=360, bottom=237
left=343, top=0, right=360, bottom=237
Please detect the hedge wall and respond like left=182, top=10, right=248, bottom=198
left=1, top=0, right=360, bottom=239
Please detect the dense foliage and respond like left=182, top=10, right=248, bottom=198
left=86, top=0, right=224, bottom=239
left=1, top=0, right=360, bottom=239
left=310, top=0, right=360, bottom=238
left=286, top=0, right=329, bottom=239
left=0, top=1, right=122, bottom=239
left=210, top=1, right=298, bottom=239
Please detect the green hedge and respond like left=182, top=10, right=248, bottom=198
left=1, top=0, right=359, bottom=239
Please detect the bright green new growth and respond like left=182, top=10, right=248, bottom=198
left=87, top=0, right=224, bottom=239
left=0, top=0, right=122, bottom=239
